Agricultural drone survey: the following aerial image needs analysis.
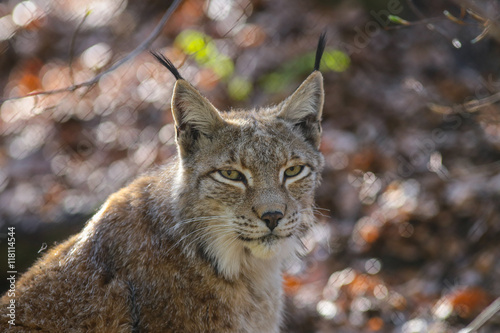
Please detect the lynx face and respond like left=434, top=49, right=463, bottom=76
left=154, top=54, right=325, bottom=279
left=190, top=112, right=323, bottom=262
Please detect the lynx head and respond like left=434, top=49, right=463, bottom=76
left=152, top=34, right=326, bottom=279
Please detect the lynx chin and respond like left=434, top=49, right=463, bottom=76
left=1, top=34, right=327, bottom=332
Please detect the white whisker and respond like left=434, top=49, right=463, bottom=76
left=165, top=222, right=234, bottom=256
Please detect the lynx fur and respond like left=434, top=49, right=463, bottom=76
left=1, top=35, right=326, bottom=332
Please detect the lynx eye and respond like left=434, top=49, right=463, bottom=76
left=284, top=165, right=304, bottom=178
left=219, top=170, right=245, bottom=181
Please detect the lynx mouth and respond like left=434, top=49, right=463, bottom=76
left=240, top=232, right=294, bottom=259
left=259, top=234, right=280, bottom=243
left=238, top=233, right=290, bottom=243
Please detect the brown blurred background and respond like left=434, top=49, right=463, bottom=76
left=1, top=0, right=500, bottom=332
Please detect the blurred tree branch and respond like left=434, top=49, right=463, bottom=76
left=69, top=10, right=91, bottom=85
left=458, top=297, right=500, bottom=333
left=429, top=90, right=500, bottom=114
left=0, top=0, right=183, bottom=105
left=452, top=0, right=500, bottom=43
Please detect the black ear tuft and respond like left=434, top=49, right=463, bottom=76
left=314, top=32, right=327, bottom=72
left=150, top=51, right=184, bottom=80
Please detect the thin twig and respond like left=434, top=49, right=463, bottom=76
left=458, top=297, right=500, bottom=333
left=0, top=0, right=183, bottom=105
left=220, top=2, right=253, bottom=38
left=69, top=9, right=91, bottom=85
left=428, top=90, right=500, bottom=114
left=452, top=0, right=500, bottom=43
left=405, top=0, right=426, bottom=20
left=462, top=91, right=500, bottom=112
left=405, top=0, right=457, bottom=44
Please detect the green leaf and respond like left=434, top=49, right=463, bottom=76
left=388, top=15, right=410, bottom=26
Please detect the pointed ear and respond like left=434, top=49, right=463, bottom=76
left=277, top=71, right=324, bottom=148
left=171, top=80, right=225, bottom=156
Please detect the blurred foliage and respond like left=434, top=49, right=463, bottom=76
left=176, top=29, right=235, bottom=79
left=261, top=48, right=350, bottom=93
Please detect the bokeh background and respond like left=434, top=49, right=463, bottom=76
left=1, top=0, right=500, bottom=332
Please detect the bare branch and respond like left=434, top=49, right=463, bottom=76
left=429, top=90, right=500, bottom=114
left=0, top=0, right=183, bottom=105
left=69, top=10, right=91, bottom=85
left=458, top=297, right=500, bottom=333
left=405, top=0, right=457, bottom=44
left=451, top=0, right=500, bottom=43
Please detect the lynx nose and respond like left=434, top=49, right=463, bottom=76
left=260, top=211, right=284, bottom=231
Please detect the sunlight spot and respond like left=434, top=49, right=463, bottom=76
left=82, top=43, right=112, bottom=70
left=352, top=296, right=371, bottom=312
left=317, top=300, right=337, bottom=319
left=96, top=121, right=117, bottom=144
left=205, top=0, right=233, bottom=21
left=49, top=0, right=127, bottom=28
left=374, top=284, right=388, bottom=300
left=328, top=268, right=356, bottom=288
left=365, top=258, right=381, bottom=275
left=12, top=1, right=42, bottom=27
left=401, top=318, right=428, bottom=333
left=0, top=97, right=36, bottom=123
left=452, top=38, right=462, bottom=49
left=0, top=16, right=16, bottom=41
left=434, top=299, right=453, bottom=319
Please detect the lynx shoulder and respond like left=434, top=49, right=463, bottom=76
left=1, top=34, right=327, bottom=332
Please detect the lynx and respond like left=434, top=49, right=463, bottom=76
left=1, top=34, right=326, bottom=332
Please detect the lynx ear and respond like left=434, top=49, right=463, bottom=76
left=277, top=33, right=326, bottom=149
left=150, top=51, right=225, bottom=156
left=277, top=71, right=324, bottom=148
left=171, top=80, right=225, bottom=156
